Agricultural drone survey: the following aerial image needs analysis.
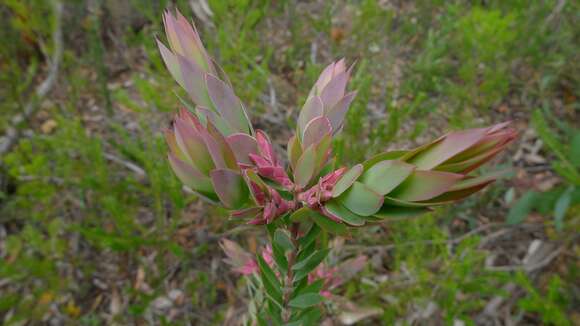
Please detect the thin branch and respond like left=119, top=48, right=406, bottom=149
left=544, top=0, right=567, bottom=25
left=103, top=153, right=147, bottom=178
left=485, top=245, right=565, bottom=273
left=0, top=0, right=64, bottom=156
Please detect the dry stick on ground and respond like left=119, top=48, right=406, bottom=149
left=0, top=0, right=64, bottom=157
left=343, top=222, right=503, bottom=254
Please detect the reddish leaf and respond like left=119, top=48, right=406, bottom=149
left=388, top=170, right=463, bottom=202
left=210, top=169, right=248, bottom=209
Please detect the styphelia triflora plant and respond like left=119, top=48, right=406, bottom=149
left=158, top=9, right=517, bottom=324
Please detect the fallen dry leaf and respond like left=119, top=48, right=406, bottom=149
left=41, top=119, right=58, bottom=134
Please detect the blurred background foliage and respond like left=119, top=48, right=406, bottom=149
left=0, top=0, right=578, bottom=325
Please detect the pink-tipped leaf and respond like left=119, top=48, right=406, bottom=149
left=388, top=170, right=463, bottom=202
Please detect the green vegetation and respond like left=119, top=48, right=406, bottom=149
left=0, top=0, right=578, bottom=324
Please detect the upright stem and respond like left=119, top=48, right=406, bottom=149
left=282, top=222, right=300, bottom=322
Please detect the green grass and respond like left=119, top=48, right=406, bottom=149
left=0, top=0, right=578, bottom=324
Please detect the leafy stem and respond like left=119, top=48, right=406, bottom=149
left=282, top=222, right=301, bottom=322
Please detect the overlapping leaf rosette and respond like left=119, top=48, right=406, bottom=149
left=158, top=9, right=516, bottom=323
left=159, top=8, right=516, bottom=229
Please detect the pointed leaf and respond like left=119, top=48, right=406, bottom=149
left=195, top=107, right=233, bottom=136
left=298, top=96, right=323, bottom=137
left=554, top=186, right=573, bottom=231
left=205, top=74, right=251, bottom=133
left=327, top=91, right=357, bottom=132
left=176, top=54, right=213, bottom=109
left=409, top=128, right=488, bottom=169
left=436, top=145, right=506, bottom=173
left=298, top=223, right=321, bottom=248
left=173, top=118, right=214, bottom=173
left=314, top=133, right=332, bottom=172
left=320, top=71, right=348, bottom=109
left=273, top=229, right=294, bottom=252
left=157, top=40, right=183, bottom=86
left=332, top=164, right=363, bottom=197
left=302, top=116, right=332, bottom=149
left=164, top=129, right=187, bottom=161
left=417, top=182, right=492, bottom=204
left=287, top=135, right=302, bottom=170
left=389, top=170, right=463, bottom=202
left=271, top=242, right=288, bottom=274
left=292, top=249, right=329, bottom=271
left=507, top=191, right=538, bottom=225
left=362, top=151, right=408, bottom=170
left=311, top=62, right=336, bottom=96
left=257, top=254, right=283, bottom=304
left=293, top=279, right=325, bottom=299
left=293, top=249, right=330, bottom=281
left=205, top=121, right=239, bottom=170
left=173, top=13, right=210, bottom=70
left=288, top=293, right=324, bottom=309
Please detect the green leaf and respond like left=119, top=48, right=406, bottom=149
left=507, top=191, right=538, bottom=225
left=287, top=135, right=302, bottom=170
left=570, top=133, right=580, bottom=168
left=299, top=307, right=322, bottom=324
left=289, top=207, right=314, bottom=223
left=272, top=242, right=288, bottom=274
left=362, top=150, right=408, bottom=170
left=298, top=224, right=320, bottom=248
left=293, top=249, right=329, bottom=281
left=292, top=279, right=324, bottom=299
left=554, top=187, right=573, bottom=231
left=257, top=254, right=283, bottom=304
left=292, top=249, right=329, bottom=271
left=284, top=321, right=302, bottom=326
left=388, top=170, right=463, bottom=202
left=295, top=241, right=316, bottom=267
left=274, top=229, right=295, bottom=252
left=532, top=109, right=580, bottom=182
left=294, top=145, right=316, bottom=188
left=288, top=293, right=324, bottom=309
left=372, top=205, right=430, bottom=219
left=360, top=160, right=414, bottom=195
left=267, top=301, right=283, bottom=324
left=310, top=211, right=347, bottom=235
left=210, top=169, right=248, bottom=209
left=332, top=164, right=363, bottom=197
left=338, top=181, right=383, bottom=216
left=323, top=200, right=365, bottom=226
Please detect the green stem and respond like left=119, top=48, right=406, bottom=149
left=282, top=222, right=300, bottom=322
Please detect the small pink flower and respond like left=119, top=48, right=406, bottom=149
left=243, top=182, right=295, bottom=225
left=308, top=264, right=341, bottom=298
left=298, top=167, right=347, bottom=215
left=235, top=259, right=259, bottom=275
left=248, top=130, right=294, bottom=190
left=262, top=245, right=275, bottom=268
left=220, top=239, right=258, bottom=275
